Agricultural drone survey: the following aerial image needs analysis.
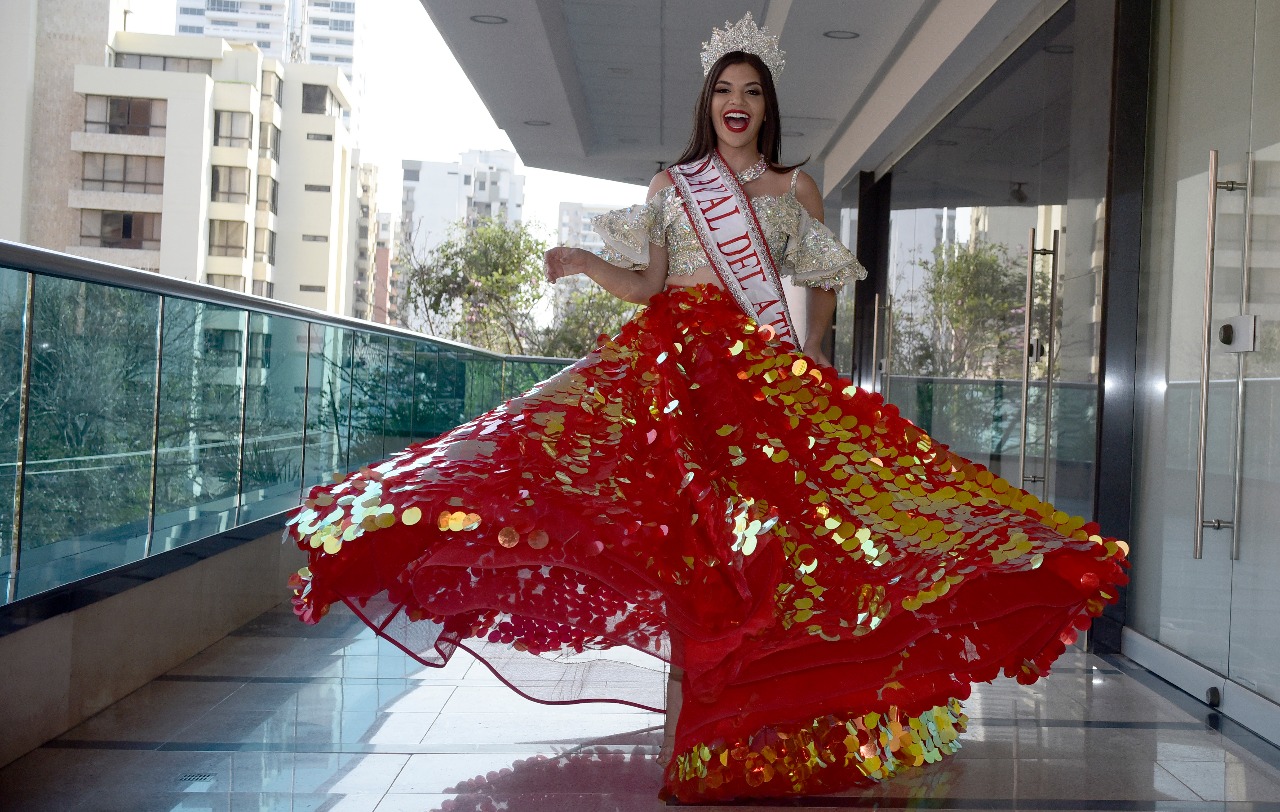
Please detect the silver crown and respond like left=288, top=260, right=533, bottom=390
left=700, top=12, right=786, bottom=78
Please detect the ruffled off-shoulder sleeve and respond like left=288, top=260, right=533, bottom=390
left=782, top=209, right=867, bottom=290
left=590, top=198, right=666, bottom=270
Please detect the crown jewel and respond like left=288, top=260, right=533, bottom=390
left=700, top=12, right=785, bottom=78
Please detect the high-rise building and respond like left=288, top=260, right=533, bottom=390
left=173, top=0, right=294, bottom=62
left=400, top=149, right=525, bottom=261
left=1, top=7, right=358, bottom=314
left=371, top=211, right=397, bottom=325
left=174, top=1, right=367, bottom=138
left=348, top=157, right=377, bottom=320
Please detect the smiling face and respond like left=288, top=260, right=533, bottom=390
left=710, top=61, right=766, bottom=152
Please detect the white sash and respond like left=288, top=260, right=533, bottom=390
left=667, top=152, right=798, bottom=343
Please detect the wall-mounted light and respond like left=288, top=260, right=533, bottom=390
left=523, top=120, right=551, bottom=126
left=823, top=30, right=860, bottom=40
left=470, top=15, right=508, bottom=24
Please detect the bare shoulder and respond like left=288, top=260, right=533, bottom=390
left=647, top=171, right=674, bottom=201
left=792, top=170, right=824, bottom=222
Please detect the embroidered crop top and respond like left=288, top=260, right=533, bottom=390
left=590, top=172, right=866, bottom=290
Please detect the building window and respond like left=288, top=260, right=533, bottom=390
left=213, top=110, right=252, bottom=147
left=257, top=40, right=271, bottom=48
left=477, top=179, right=486, bottom=191
left=334, top=56, right=352, bottom=64
left=256, top=175, right=278, bottom=214
left=211, top=165, right=250, bottom=203
left=336, top=38, right=353, bottom=46
left=260, top=71, right=281, bottom=106
left=256, top=21, right=269, bottom=29
left=258, top=121, right=281, bottom=161
left=80, top=210, right=161, bottom=250
left=251, top=279, right=275, bottom=298
left=178, top=25, right=204, bottom=33
left=304, top=184, right=331, bottom=192
left=312, top=17, right=328, bottom=27
left=306, top=132, right=333, bottom=141
left=302, top=84, right=335, bottom=115
left=82, top=154, right=164, bottom=194
left=180, top=7, right=204, bottom=14
left=207, top=0, right=240, bottom=11
left=332, top=1, right=355, bottom=12
left=85, top=96, right=166, bottom=136
left=330, top=19, right=353, bottom=32
left=312, top=55, right=329, bottom=62
left=299, top=284, right=326, bottom=292
left=254, top=227, right=277, bottom=264
left=311, top=36, right=329, bottom=43
left=114, top=53, right=212, bottom=74
left=301, top=234, right=329, bottom=242
left=211, top=19, right=238, bottom=26
left=403, top=168, right=420, bottom=182
left=259, top=3, right=272, bottom=10
left=209, top=219, right=248, bottom=257
left=206, top=274, right=246, bottom=292
left=463, top=174, right=470, bottom=184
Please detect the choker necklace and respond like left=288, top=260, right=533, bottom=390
left=735, top=156, right=769, bottom=184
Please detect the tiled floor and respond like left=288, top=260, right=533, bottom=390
left=4, top=603, right=1280, bottom=811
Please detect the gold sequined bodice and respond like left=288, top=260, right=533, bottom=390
left=592, top=178, right=866, bottom=291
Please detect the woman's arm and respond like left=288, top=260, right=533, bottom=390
left=793, top=171, right=837, bottom=365
left=544, top=174, right=671, bottom=305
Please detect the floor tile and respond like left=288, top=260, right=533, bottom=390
left=8, top=601, right=1280, bottom=812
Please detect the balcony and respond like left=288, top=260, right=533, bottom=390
left=0, top=239, right=573, bottom=766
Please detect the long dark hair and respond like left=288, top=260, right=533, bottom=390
left=672, top=50, right=805, bottom=171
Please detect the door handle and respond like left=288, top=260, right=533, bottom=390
left=1195, top=149, right=1245, bottom=559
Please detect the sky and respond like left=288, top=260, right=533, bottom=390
left=359, top=0, right=647, bottom=243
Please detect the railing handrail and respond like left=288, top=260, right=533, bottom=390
left=0, top=240, right=576, bottom=365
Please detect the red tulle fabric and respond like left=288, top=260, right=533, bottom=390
left=287, top=285, right=1128, bottom=801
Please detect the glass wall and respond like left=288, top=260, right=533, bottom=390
left=878, top=0, right=1113, bottom=519
left=1131, top=0, right=1280, bottom=708
left=0, top=255, right=570, bottom=605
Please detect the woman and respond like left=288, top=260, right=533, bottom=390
left=288, top=14, right=1128, bottom=802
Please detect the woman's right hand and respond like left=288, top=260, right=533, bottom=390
left=544, top=246, right=591, bottom=283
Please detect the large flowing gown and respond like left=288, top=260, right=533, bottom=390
left=287, top=185, right=1128, bottom=802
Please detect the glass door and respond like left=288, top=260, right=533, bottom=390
left=1133, top=0, right=1280, bottom=703
left=880, top=1, right=1109, bottom=522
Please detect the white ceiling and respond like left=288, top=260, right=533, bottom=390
left=418, top=0, right=1065, bottom=204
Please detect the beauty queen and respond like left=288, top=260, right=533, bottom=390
left=288, top=13, right=1128, bottom=802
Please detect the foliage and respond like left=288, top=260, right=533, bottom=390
left=399, top=216, right=636, bottom=358
left=400, top=217, right=549, bottom=356
left=542, top=283, right=637, bottom=359
left=890, top=240, right=1035, bottom=380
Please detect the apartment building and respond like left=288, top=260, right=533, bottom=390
left=174, top=0, right=295, bottom=62
left=400, top=149, right=526, bottom=262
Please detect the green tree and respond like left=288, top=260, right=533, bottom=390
left=892, top=240, right=1029, bottom=380
left=541, top=283, right=637, bottom=359
left=400, top=217, right=549, bottom=355
left=400, top=216, right=636, bottom=359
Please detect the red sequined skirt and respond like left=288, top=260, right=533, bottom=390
left=287, top=285, right=1128, bottom=802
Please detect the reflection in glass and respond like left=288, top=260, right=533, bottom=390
left=240, top=313, right=307, bottom=522
left=153, top=298, right=246, bottom=550
left=304, top=324, right=350, bottom=488
left=18, top=276, right=159, bottom=597
left=882, top=1, right=1106, bottom=518
left=464, top=353, right=503, bottom=421
left=0, top=267, right=28, bottom=590
left=347, top=332, right=388, bottom=468
left=385, top=337, right=418, bottom=452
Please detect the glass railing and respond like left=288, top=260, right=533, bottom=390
left=884, top=375, right=1099, bottom=517
left=0, top=241, right=572, bottom=606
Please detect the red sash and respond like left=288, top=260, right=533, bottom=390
left=667, top=151, right=797, bottom=343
